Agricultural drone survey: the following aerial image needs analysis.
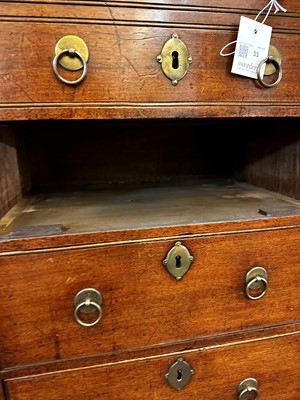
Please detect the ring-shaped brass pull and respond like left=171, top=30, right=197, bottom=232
left=238, top=378, right=259, bottom=400
left=245, top=267, right=268, bottom=300
left=74, top=300, right=102, bottom=327
left=246, top=276, right=268, bottom=300
left=257, top=56, right=282, bottom=88
left=239, top=386, right=259, bottom=400
left=53, top=48, right=88, bottom=85
left=74, top=288, right=103, bottom=327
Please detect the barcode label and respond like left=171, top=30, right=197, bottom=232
left=238, top=44, right=249, bottom=59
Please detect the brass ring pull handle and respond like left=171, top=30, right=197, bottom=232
left=257, top=56, right=282, bottom=88
left=74, top=288, right=102, bottom=327
left=238, top=378, right=259, bottom=400
left=53, top=48, right=88, bottom=85
left=245, top=267, right=268, bottom=300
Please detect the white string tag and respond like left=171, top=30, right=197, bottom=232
left=231, top=16, right=272, bottom=79
left=219, top=1, right=286, bottom=59
left=255, top=0, right=286, bottom=26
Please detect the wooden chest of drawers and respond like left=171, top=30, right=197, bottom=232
left=0, top=1, right=300, bottom=399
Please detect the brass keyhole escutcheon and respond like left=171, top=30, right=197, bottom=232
left=163, top=241, right=194, bottom=280
left=165, top=358, right=194, bottom=391
left=156, top=33, right=193, bottom=85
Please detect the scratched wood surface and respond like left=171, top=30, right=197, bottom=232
left=4, top=334, right=300, bottom=399
left=0, top=228, right=299, bottom=367
left=0, top=2, right=299, bottom=399
left=0, top=2, right=299, bottom=119
left=1, top=181, right=300, bottom=238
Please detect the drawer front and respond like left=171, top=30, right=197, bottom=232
left=0, top=10, right=299, bottom=119
left=0, top=228, right=299, bottom=367
left=5, top=334, right=300, bottom=399
left=0, top=23, right=297, bottom=103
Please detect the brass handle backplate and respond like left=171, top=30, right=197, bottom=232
left=74, top=288, right=102, bottom=327
left=53, top=35, right=89, bottom=85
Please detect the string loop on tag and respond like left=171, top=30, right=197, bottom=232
left=220, top=40, right=237, bottom=56
left=255, top=1, right=287, bottom=25
left=254, top=0, right=287, bottom=31
left=220, top=1, right=287, bottom=57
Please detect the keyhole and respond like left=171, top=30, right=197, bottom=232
left=172, top=51, right=179, bottom=69
left=177, top=369, right=183, bottom=381
left=175, top=255, right=181, bottom=268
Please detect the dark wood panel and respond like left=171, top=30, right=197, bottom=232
left=0, top=228, right=299, bottom=367
left=237, top=125, right=300, bottom=199
left=0, top=126, right=22, bottom=218
left=0, top=378, right=5, bottom=400
left=15, top=120, right=237, bottom=193
left=9, top=119, right=300, bottom=199
left=5, top=334, right=300, bottom=399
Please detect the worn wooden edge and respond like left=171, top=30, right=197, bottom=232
left=0, top=126, right=22, bottom=218
left=0, top=0, right=290, bottom=10
left=0, top=18, right=298, bottom=36
left=0, top=380, right=4, bottom=400
left=1, top=3, right=299, bottom=19
left=1, top=321, right=299, bottom=380
left=0, top=104, right=300, bottom=121
left=1, top=1, right=299, bottom=18
left=0, top=216, right=300, bottom=255
left=4, top=0, right=300, bottom=8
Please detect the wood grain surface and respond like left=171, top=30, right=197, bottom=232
left=4, top=334, right=300, bottom=399
left=0, top=2, right=299, bottom=399
left=0, top=2, right=299, bottom=119
left=0, top=228, right=299, bottom=368
left=1, top=181, right=300, bottom=238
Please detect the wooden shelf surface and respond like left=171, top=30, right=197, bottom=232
left=1, top=180, right=300, bottom=240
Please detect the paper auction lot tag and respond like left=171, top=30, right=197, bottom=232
left=231, top=16, right=272, bottom=79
